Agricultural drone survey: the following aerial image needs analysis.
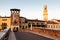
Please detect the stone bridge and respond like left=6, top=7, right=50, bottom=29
left=31, top=27, right=60, bottom=38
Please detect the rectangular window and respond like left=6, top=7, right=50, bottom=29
left=2, top=19, right=7, bottom=21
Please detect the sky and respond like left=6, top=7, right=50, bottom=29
left=0, top=0, right=60, bottom=20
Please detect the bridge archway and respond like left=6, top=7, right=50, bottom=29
left=13, top=27, right=18, bottom=32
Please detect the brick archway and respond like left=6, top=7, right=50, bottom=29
left=13, top=27, right=18, bottom=32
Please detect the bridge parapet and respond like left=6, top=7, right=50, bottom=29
left=0, top=28, right=11, bottom=40
left=29, top=27, right=60, bottom=38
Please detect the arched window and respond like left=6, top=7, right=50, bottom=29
left=1, top=23, right=7, bottom=29
left=25, top=26, right=27, bottom=28
left=28, top=23, right=31, bottom=28
left=37, top=23, right=39, bottom=25
left=32, top=23, right=35, bottom=26
left=22, top=26, right=24, bottom=29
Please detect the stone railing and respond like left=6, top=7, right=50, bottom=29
left=31, top=27, right=60, bottom=38
left=0, top=28, right=11, bottom=40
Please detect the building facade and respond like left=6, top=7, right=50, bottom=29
left=0, top=9, right=46, bottom=31
left=0, top=17, right=11, bottom=29
left=0, top=5, right=59, bottom=31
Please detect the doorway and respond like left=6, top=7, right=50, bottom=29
left=13, top=27, right=18, bottom=32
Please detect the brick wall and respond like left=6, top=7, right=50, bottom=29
left=32, top=27, right=60, bottom=38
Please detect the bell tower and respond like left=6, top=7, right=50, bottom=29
left=43, top=5, right=48, bottom=21
left=10, top=9, right=20, bottom=31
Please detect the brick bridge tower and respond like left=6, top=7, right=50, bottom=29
left=10, top=9, right=20, bottom=31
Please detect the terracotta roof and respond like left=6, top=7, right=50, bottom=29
left=20, top=17, right=25, bottom=18
left=20, top=17, right=26, bottom=19
left=28, top=19, right=45, bottom=22
left=47, top=21, right=58, bottom=24
left=56, top=20, right=60, bottom=22
left=52, top=19, right=60, bottom=22
left=0, top=16, right=10, bottom=18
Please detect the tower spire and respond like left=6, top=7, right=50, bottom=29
left=43, top=5, right=48, bottom=21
